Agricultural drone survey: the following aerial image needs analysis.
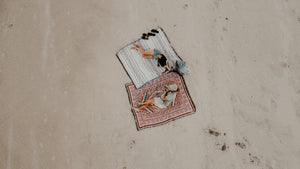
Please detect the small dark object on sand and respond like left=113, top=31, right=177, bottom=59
left=221, top=144, right=226, bottom=151
left=142, top=36, right=148, bottom=40
left=147, top=32, right=155, bottom=36
left=235, top=142, right=246, bottom=149
left=209, top=129, right=220, bottom=136
left=151, top=29, right=159, bottom=33
left=142, top=33, right=149, bottom=40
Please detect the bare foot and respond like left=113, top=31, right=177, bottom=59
left=132, top=107, right=140, bottom=112
left=135, top=43, right=141, bottom=48
left=130, top=46, right=138, bottom=50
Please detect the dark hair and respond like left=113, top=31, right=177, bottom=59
left=158, top=54, right=167, bottom=67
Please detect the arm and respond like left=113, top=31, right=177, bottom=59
left=162, top=89, right=169, bottom=101
left=156, top=54, right=162, bottom=67
left=161, top=66, right=169, bottom=75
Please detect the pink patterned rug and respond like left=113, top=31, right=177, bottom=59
left=126, top=72, right=196, bottom=130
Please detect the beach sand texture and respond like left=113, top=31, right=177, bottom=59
left=0, top=0, right=300, bottom=168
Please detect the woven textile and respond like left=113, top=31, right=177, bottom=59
left=126, top=72, right=195, bottom=130
left=117, top=28, right=182, bottom=89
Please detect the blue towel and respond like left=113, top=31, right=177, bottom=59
left=172, top=60, right=190, bottom=75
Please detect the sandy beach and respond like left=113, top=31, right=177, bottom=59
left=1, top=0, right=300, bottom=168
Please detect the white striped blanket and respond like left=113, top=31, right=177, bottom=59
left=117, top=28, right=182, bottom=89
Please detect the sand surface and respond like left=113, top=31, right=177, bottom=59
left=1, top=0, right=300, bottom=168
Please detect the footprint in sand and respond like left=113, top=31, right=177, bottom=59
left=249, top=155, right=260, bottom=165
left=297, top=17, right=300, bottom=23
left=235, top=142, right=246, bottom=149
left=207, top=128, right=229, bottom=151
left=216, top=143, right=229, bottom=152
left=183, top=4, right=189, bottom=9
left=8, top=24, right=13, bottom=28
left=129, top=140, right=135, bottom=149
left=221, top=143, right=228, bottom=151
left=208, top=129, right=221, bottom=137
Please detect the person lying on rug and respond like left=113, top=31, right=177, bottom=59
left=130, top=44, right=190, bottom=75
left=132, top=84, right=178, bottom=112
left=130, top=43, right=173, bottom=75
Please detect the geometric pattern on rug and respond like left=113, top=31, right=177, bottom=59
left=126, top=72, right=196, bottom=130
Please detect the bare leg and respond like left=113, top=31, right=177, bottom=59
left=137, top=98, right=154, bottom=106
left=138, top=104, right=149, bottom=110
left=136, top=98, right=155, bottom=111
left=161, top=67, right=169, bottom=75
left=131, top=44, right=153, bottom=59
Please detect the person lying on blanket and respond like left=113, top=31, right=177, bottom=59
left=132, top=84, right=178, bottom=112
left=130, top=43, right=173, bottom=75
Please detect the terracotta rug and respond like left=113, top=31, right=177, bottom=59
left=126, top=72, right=196, bottom=130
